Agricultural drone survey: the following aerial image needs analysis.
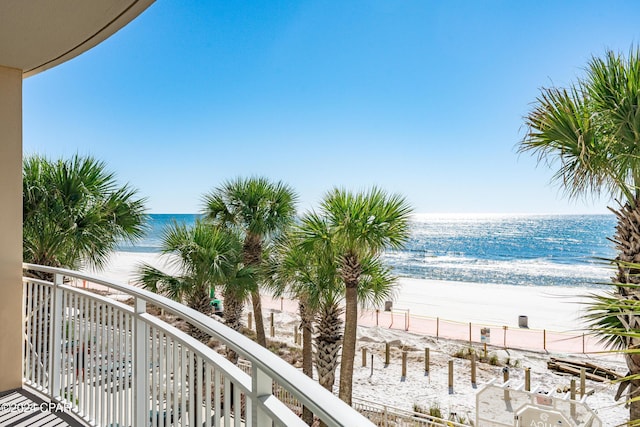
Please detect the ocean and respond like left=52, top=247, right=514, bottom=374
left=119, top=213, right=617, bottom=289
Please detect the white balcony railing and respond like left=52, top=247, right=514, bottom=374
left=22, top=264, right=375, bottom=427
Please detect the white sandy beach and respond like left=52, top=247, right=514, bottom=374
left=394, top=277, right=598, bottom=332
left=95, top=251, right=603, bottom=332
left=85, top=251, right=627, bottom=425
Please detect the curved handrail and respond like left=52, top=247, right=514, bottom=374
left=23, top=263, right=374, bottom=427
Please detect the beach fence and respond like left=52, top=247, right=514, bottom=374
left=260, top=296, right=606, bottom=355
left=244, top=310, right=602, bottom=427
left=236, top=359, right=468, bottom=427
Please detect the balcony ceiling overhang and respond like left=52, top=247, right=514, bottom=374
left=0, top=0, right=154, bottom=78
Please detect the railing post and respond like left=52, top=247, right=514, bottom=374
left=252, top=365, right=273, bottom=427
left=133, top=297, right=148, bottom=427
left=49, top=273, right=64, bottom=400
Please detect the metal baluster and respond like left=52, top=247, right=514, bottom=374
left=89, top=298, right=97, bottom=424
left=159, top=330, right=166, bottom=427
left=151, top=326, right=158, bottom=427
left=224, top=376, right=230, bottom=427
left=197, top=354, right=203, bottom=427
left=23, top=281, right=32, bottom=383
left=173, top=338, right=178, bottom=426
left=42, top=285, right=50, bottom=389
left=205, top=363, right=212, bottom=427
left=114, top=307, right=121, bottom=424
left=64, top=291, right=71, bottom=402
left=180, top=344, right=187, bottom=427
left=234, top=377, right=241, bottom=427
left=100, top=301, right=107, bottom=426
left=214, top=369, right=221, bottom=427
left=81, top=293, right=87, bottom=408
left=124, top=311, right=131, bottom=427
left=33, top=281, right=40, bottom=386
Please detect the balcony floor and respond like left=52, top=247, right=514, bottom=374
left=0, top=388, right=87, bottom=427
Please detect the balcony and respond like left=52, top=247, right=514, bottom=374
left=17, top=263, right=375, bottom=427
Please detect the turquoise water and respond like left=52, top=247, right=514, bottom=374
left=121, top=213, right=617, bottom=288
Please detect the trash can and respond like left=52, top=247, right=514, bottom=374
left=518, top=315, right=528, bottom=328
left=384, top=301, right=393, bottom=312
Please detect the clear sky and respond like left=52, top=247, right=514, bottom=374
left=22, top=1, right=640, bottom=214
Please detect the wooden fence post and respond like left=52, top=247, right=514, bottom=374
left=385, top=342, right=390, bottom=368
left=503, top=325, right=507, bottom=349
left=525, top=367, right=531, bottom=391
left=471, top=353, right=476, bottom=388
left=270, top=312, right=275, bottom=337
left=503, top=367, right=510, bottom=402
left=248, top=312, right=252, bottom=330
left=580, top=368, right=586, bottom=398
left=448, top=360, right=454, bottom=394
left=401, top=351, right=407, bottom=382
left=469, top=322, right=472, bottom=346
left=424, top=348, right=430, bottom=376
left=570, top=378, right=576, bottom=418
left=436, top=317, right=440, bottom=340
left=362, top=347, right=367, bottom=367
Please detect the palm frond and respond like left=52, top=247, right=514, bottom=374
left=22, top=154, right=148, bottom=270
left=519, top=47, right=640, bottom=205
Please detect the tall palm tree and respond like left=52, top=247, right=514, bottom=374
left=310, top=188, right=412, bottom=405
left=137, top=220, right=253, bottom=346
left=519, top=47, right=640, bottom=421
left=203, top=176, right=298, bottom=347
left=23, top=154, right=146, bottom=272
left=265, top=215, right=342, bottom=424
left=274, top=212, right=397, bottom=411
left=264, top=248, right=327, bottom=427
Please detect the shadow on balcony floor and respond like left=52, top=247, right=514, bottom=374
left=0, top=387, right=87, bottom=427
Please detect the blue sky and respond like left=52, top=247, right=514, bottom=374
left=22, top=1, right=640, bottom=214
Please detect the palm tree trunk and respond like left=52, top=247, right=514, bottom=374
left=187, top=291, right=213, bottom=344
left=315, top=302, right=344, bottom=392
left=222, top=288, right=244, bottom=364
left=250, top=290, right=267, bottom=346
left=338, top=253, right=361, bottom=405
left=244, top=234, right=268, bottom=347
left=338, top=285, right=357, bottom=405
left=299, top=299, right=314, bottom=425
left=611, top=200, right=640, bottom=420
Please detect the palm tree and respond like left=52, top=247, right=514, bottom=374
left=23, top=154, right=146, bottom=272
left=137, top=220, right=253, bottom=345
left=265, top=238, right=319, bottom=425
left=266, top=215, right=342, bottom=425
left=585, top=265, right=640, bottom=423
left=202, top=176, right=298, bottom=347
left=308, top=188, right=412, bottom=405
left=315, top=299, right=344, bottom=391
left=273, top=211, right=397, bottom=415
left=519, top=47, right=640, bottom=420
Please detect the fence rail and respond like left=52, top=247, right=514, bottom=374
left=22, top=264, right=374, bottom=427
